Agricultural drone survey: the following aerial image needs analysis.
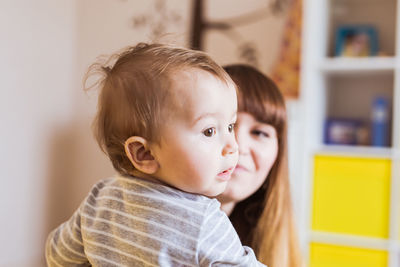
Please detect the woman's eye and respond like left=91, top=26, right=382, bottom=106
left=203, top=127, right=216, bottom=137
left=228, top=123, right=235, bottom=133
left=252, top=130, right=269, bottom=138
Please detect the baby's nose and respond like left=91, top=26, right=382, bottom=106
left=222, top=135, right=238, bottom=156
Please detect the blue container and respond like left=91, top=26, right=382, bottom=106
left=371, top=97, right=389, bottom=147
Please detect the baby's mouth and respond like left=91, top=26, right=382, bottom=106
left=217, top=167, right=234, bottom=181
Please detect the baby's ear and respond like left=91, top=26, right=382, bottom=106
left=124, top=136, right=159, bottom=174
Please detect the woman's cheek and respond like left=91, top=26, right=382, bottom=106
left=256, top=142, right=278, bottom=176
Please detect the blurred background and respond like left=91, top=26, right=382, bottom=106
left=1, top=0, right=399, bottom=266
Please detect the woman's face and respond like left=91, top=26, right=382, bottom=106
left=218, top=112, right=279, bottom=204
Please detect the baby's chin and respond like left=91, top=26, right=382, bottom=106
left=219, top=182, right=253, bottom=203
left=202, top=183, right=228, bottom=198
left=229, top=172, right=244, bottom=183
left=216, top=188, right=237, bottom=203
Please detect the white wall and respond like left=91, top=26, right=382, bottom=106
left=0, top=0, right=78, bottom=265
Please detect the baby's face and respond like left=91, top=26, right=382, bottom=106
left=151, top=68, right=238, bottom=197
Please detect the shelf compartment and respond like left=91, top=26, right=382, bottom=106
left=328, top=0, right=397, bottom=57
left=324, top=72, right=394, bottom=147
left=312, top=155, right=391, bottom=238
left=310, top=242, right=388, bottom=267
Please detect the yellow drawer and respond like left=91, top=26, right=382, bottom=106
left=310, top=243, right=388, bottom=267
left=312, top=155, right=391, bottom=238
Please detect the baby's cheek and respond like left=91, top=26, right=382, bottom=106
left=192, top=158, right=216, bottom=180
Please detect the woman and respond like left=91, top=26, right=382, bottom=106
left=218, top=64, right=302, bottom=267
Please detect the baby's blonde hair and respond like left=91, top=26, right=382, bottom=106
left=84, top=43, right=233, bottom=175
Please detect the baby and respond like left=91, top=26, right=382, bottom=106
left=46, top=43, right=265, bottom=266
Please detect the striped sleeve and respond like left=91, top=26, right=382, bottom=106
left=197, top=199, right=266, bottom=267
left=45, top=209, right=89, bottom=267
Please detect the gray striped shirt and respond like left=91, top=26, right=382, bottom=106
left=46, top=175, right=265, bottom=266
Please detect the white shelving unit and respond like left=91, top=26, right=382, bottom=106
left=320, top=57, right=396, bottom=73
left=300, top=0, right=400, bottom=266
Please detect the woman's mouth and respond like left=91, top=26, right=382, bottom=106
left=233, top=164, right=248, bottom=173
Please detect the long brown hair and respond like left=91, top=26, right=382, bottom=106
left=224, top=64, right=302, bottom=267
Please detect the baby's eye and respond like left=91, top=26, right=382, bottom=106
left=228, top=123, right=235, bottom=133
left=203, top=127, right=216, bottom=137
